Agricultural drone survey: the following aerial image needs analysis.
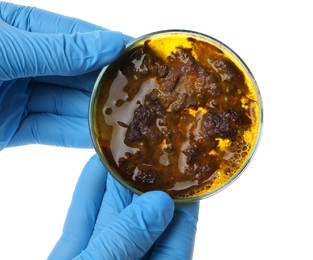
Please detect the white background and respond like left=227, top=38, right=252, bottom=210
left=1, top=0, right=312, bottom=259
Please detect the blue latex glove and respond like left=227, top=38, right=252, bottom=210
left=0, top=3, right=130, bottom=150
left=48, top=155, right=199, bottom=260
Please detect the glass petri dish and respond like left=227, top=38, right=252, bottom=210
left=89, top=30, right=263, bottom=203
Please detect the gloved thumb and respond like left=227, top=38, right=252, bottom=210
left=74, top=191, right=175, bottom=260
left=0, top=19, right=125, bottom=81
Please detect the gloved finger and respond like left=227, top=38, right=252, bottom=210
left=0, top=79, right=31, bottom=151
left=88, top=174, right=134, bottom=243
left=0, top=2, right=105, bottom=33
left=0, top=22, right=125, bottom=81
left=148, top=202, right=200, bottom=260
left=27, top=83, right=89, bottom=117
left=7, top=114, right=92, bottom=148
left=33, top=70, right=101, bottom=92
left=124, top=34, right=136, bottom=44
left=1, top=3, right=134, bottom=44
left=74, top=191, right=175, bottom=260
left=48, top=155, right=108, bottom=260
left=0, top=3, right=135, bottom=44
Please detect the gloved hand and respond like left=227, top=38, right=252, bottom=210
left=0, top=3, right=131, bottom=150
left=48, top=155, right=199, bottom=260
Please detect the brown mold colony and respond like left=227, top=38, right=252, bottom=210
left=93, top=34, right=261, bottom=200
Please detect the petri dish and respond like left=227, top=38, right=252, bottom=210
left=89, top=30, right=263, bottom=202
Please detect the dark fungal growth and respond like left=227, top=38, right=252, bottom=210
left=94, top=36, right=259, bottom=200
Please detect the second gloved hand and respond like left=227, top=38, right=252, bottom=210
left=0, top=3, right=130, bottom=150
left=48, top=155, right=199, bottom=260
